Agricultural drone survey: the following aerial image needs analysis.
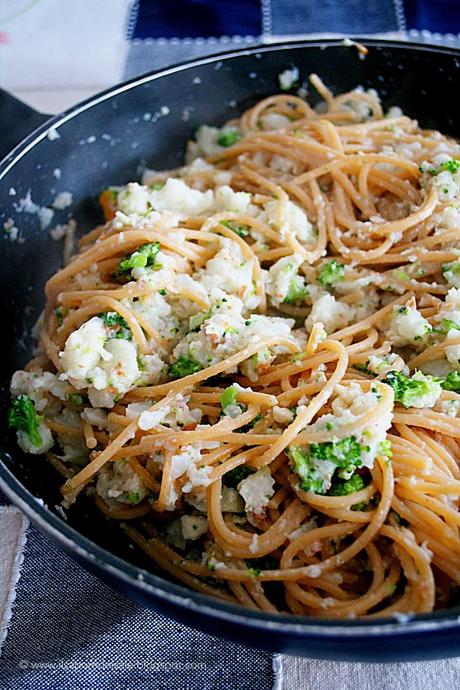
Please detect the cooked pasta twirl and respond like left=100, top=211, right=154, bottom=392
left=8, top=75, right=460, bottom=617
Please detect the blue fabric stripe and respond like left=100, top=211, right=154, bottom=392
left=403, top=0, right=460, bottom=32
left=132, top=0, right=262, bottom=39
left=268, top=0, right=400, bottom=34
left=131, top=0, right=460, bottom=38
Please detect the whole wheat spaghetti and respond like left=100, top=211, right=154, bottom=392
left=8, top=75, right=460, bottom=617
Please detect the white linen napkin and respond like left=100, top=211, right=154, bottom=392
left=273, top=653, right=460, bottom=689
left=0, top=0, right=134, bottom=93
left=0, top=506, right=29, bottom=654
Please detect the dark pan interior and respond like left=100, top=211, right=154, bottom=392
left=1, top=40, right=460, bottom=657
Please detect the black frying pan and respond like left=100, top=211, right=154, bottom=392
left=1, top=39, right=460, bottom=661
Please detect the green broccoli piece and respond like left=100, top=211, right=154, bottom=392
left=124, top=491, right=140, bottom=504
left=423, top=158, right=460, bottom=176
left=353, top=361, right=374, bottom=376
left=283, top=277, right=309, bottom=304
left=100, top=312, right=132, bottom=340
left=169, top=356, right=203, bottom=379
left=443, top=264, right=460, bottom=287
left=377, top=439, right=393, bottom=458
left=220, top=220, right=249, bottom=237
left=317, top=259, right=345, bottom=288
left=330, top=473, right=365, bottom=496
left=117, top=241, right=161, bottom=274
left=435, top=319, right=460, bottom=335
left=308, top=436, right=366, bottom=475
left=288, top=437, right=366, bottom=494
left=150, top=181, right=165, bottom=190
left=245, top=556, right=278, bottom=576
left=220, top=385, right=238, bottom=411
left=441, top=371, right=460, bottom=392
left=384, top=370, right=441, bottom=408
left=8, top=395, right=43, bottom=448
left=288, top=446, right=329, bottom=494
left=217, top=129, right=240, bottom=147
left=54, top=306, right=68, bottom=327
left=68, top=393, right=85, bottom=406
left=222, top=465, right=254, bottom=488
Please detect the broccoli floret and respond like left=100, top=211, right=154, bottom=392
left=309, top=436, right=365, bottom=475
left=169, top=356, right=203, bottom=379
left=8, top=395, right=44, bottom=448
left=288, top=446, right=328, bottom=494
left=54, top=306, right=68, bottom=327
left=353, top=361, right=373, bottom=376
left=317, top=259, right=345, bottom=288
left=288, top=438, right=365, bottom=494
left=245, top=556, right=277, bottom=576
left=377, top=439, right=393, bottom=458
left=150, top=181, right=165, bottom=190
left=124, top=491, right=140, bottom=504
left=283, top=277, right=309, bottom=304
left=384, top=370, right=442, bottom=408
left=220, top=220, right=249, bottom=237
left=441, top=371, right=460, bottom=392
left=435, top=319, right=460, bottom=335
left=423, top=158, right=460, bottom=176
left=217, top=129, right=240, bottom=147
left=68, top=393, right=85, bottom=406
left=220, top=385, right=238, bottom=410
left=100, top=312, right=132, bottom=340
left=330, top=473, right=365, bottom=496
left=223, top=465, right=254, bottom=488
left=442, top=261, right=460, bottom=286
left=117, top=241, right=161, bottom=274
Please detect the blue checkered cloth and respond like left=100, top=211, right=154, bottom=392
left=2, top=2, right=460, bottom=689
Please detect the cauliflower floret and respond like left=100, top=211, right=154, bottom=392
left=436, top=206, right=460, bottom=232
left=278, top=66, right=299, bottom=91
left=60, top=316, right=108, bottom=386
left=173, top=287, right=294, bottom=372
left=117, top=182, right=151, bottom=215
left=197, top=237, right=261, bottom=311
left=433, top=288, right=460, bottom=364
left=10, top=370, right=71, bottom=412
left=420, top=155, right=460, bottom=202
left=166, top=444, right=212, bottom=510
left=387, top=303, right=431, bottom=348
left=92, top=338, right=139, bottom=398
left=314, top=382, right=394, bottom=469
left=405, top=371, right=443, bottom=408
left=432, top=171, right=460, bottom=201
left=367, top=353, right=408, bottom=376
left=180, top=515, right=209, bottom=541
left=238, top=467, right=275, bottom=514
left=189, top=124, right=239, bottom=158
left=305, top=293, right=353, bottom=334
left=137, top=353, right=165, bottom=386
left=96, top=459, right=147, bottom=504
left=16, top=421, right=54, bottom=456
left=261, top=199, right=316, bottom=244
left=212, top=185, right=253, bottom=214
left=129, top=290, right=181, bottom=342
left=259, top=112, right=291, bottom=130
left=81, top=407, right=108, bottom=429
left=440, top=399, right=460, bottom=417
left=445, top=329, right=460, bottom=366
left=265, top=254, right=307, bottom=307
left=442, top=260, right=460, bottom=289
left=150, top=178, right=213, bottom=216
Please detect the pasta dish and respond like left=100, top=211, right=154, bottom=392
left=8, top=75, right=460, bottom=618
